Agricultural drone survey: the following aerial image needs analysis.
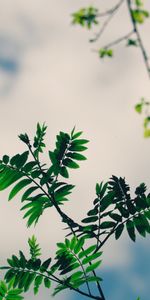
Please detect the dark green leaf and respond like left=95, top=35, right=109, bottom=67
left=68, top=145, right=88, bottom=152
left=21, top=186, right=38, bottom=201
left=66, top=152, right=86, bottom=161
left=109, top=213, right=122, bottom=222
left=40, top=258, right=51, bottom=272
left=15, top=152, right=29, bottom=169
left=82, top=216, right=98, bottom=223
left=100, top=221, right=116, bottom=229
left=63, top=158, right=79, bottom=169
left=2, top=155, right=9, bottom=164
left=115, top=223, right=124, bottom=240
left=126, top=220, right=136, bottom=241
left=59, top=167, right=69, bottom=178
left=23, top=161, right=37, bottom=173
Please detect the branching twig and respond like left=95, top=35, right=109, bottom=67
left=97, top=0, right=125, bottom=18
left=91, top=0, right=125, bottom=42
left=126, top=0, right=150, bottom=78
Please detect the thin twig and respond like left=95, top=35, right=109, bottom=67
left=97, top=0, right=125, bottom=17
left=101, top=30, right=134, bottom=50
left=91, top=0, right=125, bottom=42
left=126, top=0, right=150, bottom=78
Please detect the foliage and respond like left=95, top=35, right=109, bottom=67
left=71, top=0, right=150, bottom=136
left=135, top=98, right=150, bottom=137
left=72, top=7, right=99, bottom=29
left=0, top=123, right=150, bottom=299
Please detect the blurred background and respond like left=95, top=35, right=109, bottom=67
left=0, top=0, right=150, bottom=299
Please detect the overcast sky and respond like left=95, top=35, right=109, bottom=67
left=0, top=1, right=150, bottom=300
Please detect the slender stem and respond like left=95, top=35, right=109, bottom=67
left=126, top=0, right=150, bottom=78
left=100, top=30, right=134, bottom=50
left=70, top=249, right=92, bottom=296
left=91, top=0, right=125, bottom=43
left=97, top=0, right=125, bottom=18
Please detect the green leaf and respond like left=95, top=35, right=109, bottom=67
left=34, top=275, right=43, bottom=294
left=74, top=238, right=85, bottom=254
left=134, top=215, right=146, bottom=237
left=71, top=139, right=89, bottom=146
left=28, top=236, right=41, bottom=260
left=40, top=258, right=51, bottom=272
left=126, top=220, right=136, bottom=241
left=115, top=223, right=124, bottom=240
left=55, top=184, right=74, bottom=199
left=78, top=245, right=96, bottom=259
left=0, top=168, right=23, bottom=191
left=23, top=161, right=37, bottom=172
left=82, top=252, right=102, bottom=265
left=127, top=39, right=138, bottom=47
left=99, top=48, right=113, bottom=58
left=72, top=131, right=83, bottom=139
left=24, top=273, right=36, bottom=292
left=86, top=276, right=102, bottom=282
left=68, top=145, right=88, bottom=152
left=86, top=261, right=101, bottom=273
left=109, top=213, right=122, bottom=222
left=70, top=271, right=83, bottom=281
left=135, top=103, right=143, bottom=113
left=59, top=166, right=69, bottom=178
left=44, top=278, right=51, bottom=289
left=70, top=236, right=77, bottom=250
left=66, top=152, right=86, bottom=161
left=2, top=155, right=9, bottom=164
left=100, top=221, right=116, bottom=229
left=15, top=152, right=29, bottom=169
left=135, top=0, right=143, bottom=7
left=82, top=216, right=98, bottom=223
left=63, top=158, right=79, bottom=169
left=8, top=179, right=32, bottom=200
left=21, top=186, right=38, bottom=202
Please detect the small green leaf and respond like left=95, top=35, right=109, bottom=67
left=66, top=152, right=86, bottom=161
left=40, top=258, right=51, bottom=272
left=126, top=220, right=136, bottom=241
left=8, top=179, right=32, bottom=200
left=100, top=221, right=116, bottom=229
left=63, top=158, right=79, bottom=169
left=82, top=252, right=102, bottom=265
left=135, top=103, right=143, bottom=113
left=74, top=237, right=85, bottom=254
left=2, top=155, right=9, bottom=164
left=78, top=245, right=96, bottom=259
left=115, top=223, right=124, bottom=240
left=109, top=213, right=122, bottom=222
left=86, top=261, right=102, bottom=273
left=59, top=167, right=69, bottom=178
left=44, top=278, right=51, bottom=289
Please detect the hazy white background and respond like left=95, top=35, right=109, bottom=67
left=0, top=0, right=150, bottom=299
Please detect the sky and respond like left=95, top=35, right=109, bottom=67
left=0, top=0, right=150, bottom=299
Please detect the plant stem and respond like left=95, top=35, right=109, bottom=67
left=126, top=0, right=150, bottom=78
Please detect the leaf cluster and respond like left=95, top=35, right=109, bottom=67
left=72, top=176, right=150, bottom=243
left=72, top=7, right=99, bottom=29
